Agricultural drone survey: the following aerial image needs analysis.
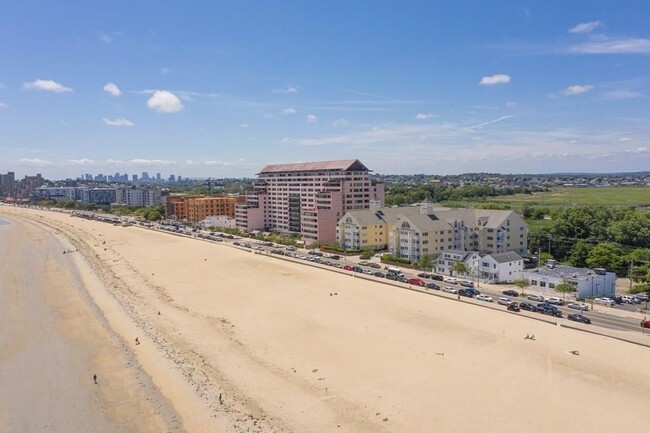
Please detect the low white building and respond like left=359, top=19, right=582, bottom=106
left=479, top=251, right=524, bottom=283
left=516, top=261, right=615, bottom=299
left=201, top=215, right=236, bottom=228
left=435, top=250, right=481, bottom=277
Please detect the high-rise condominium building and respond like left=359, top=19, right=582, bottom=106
left=235, top=159, right=384, bottom=245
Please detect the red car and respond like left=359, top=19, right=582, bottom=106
left=407, top=278, right=426, bottom=287
left=642, top=318, right=650, bottom=329
left=343, top=265, right=353, bottom=271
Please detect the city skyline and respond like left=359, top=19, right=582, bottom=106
left=2, top=1, right=650, bottom=179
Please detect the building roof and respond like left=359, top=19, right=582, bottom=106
left=522, top=264, right=612, bottom=281
left=485, top=251, right=523, bottom=263
left=259, top=159, right=368, bottom=174
left=439, top=250, right=471, bottom=259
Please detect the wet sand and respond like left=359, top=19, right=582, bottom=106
left=1, top=205, right=649, bottom=432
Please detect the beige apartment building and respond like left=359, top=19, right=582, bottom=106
left=165, top=194, right=245, bottom=222
left=337, top=203, right=528, bottom=261
left=235, top=159, right=384, bottom=244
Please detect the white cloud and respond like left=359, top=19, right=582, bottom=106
left=0, top=102, right=5, bottom=108
left=147, top=90, right=184, bottom=113
left=306, top=114, right=318, bottom=123
left=479, top=74, right=511, bottom=86
left=332, top=118, right=349, bottom=127
left=506, top=101, right=518, bottom=107
left=562, top=84, right=594, bottom=96
left=23, top=79, right=73, bottom=93
left=568, top=37, right=650, bottom=54
left=602, top=90, right=641, bottom=99
left=619, top=137, right=633, bottom=142
left=99, top=32, right=111, bottom=43
left=161, top=67, right=171, bottom=74
left=416, top=113, right=435, bottom=120
left=240, top=123, right=250, bottom=128
left=569, top=21, right=603, bottom=34
left=273, top=86, right=302, bottom=93
left=18, top=158, right=54, bottom=167
left=282, top=107, right=297, bottom=115
left=68, top=159, right=98, bottom=166
left=103, top=82, right=121, bottom=97
left=103, top=118, right=134, bottom=127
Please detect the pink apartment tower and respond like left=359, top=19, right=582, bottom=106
left=235, top=159, right=384, bottom=245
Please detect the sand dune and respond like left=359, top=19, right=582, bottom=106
left=1, top=206, right=649, bottom=432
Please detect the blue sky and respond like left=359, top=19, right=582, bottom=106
left=1, top=1, right=650, bottom=179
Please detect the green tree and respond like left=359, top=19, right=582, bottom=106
left=586, top=243, right=626, bottom=275
left=451, top=260, right=470, bottom=277
left=418, top=254, right=432, bottom=270
left=567, top=240, right=593, bottom=268
left=512, top=278, right=530, bottom=295
left=554, top=281, right=577, bottom=300
left=360, top=249, right=374, bottom=260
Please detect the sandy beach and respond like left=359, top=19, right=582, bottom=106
left=1, top=205, right=649, bottom=433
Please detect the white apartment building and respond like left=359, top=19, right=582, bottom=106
left=236, top=159, right=384, bottom=244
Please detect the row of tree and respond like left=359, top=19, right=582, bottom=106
left=527, top=205, right=650, bottom=284
left=385, top=183, right=544, bottom=207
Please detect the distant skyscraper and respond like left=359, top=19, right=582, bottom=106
left=132, top=174, right=138, bottom=182
left=156, top=172, right=161, bottom=182
left=169, top=174, right=176, bottom=182
left=142, top=172, right=150, bottom=181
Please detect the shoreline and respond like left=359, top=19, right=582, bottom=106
left=2, top=205, right=650, bottom=432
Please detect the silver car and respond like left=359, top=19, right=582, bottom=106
left=567, top=302, right=589, bottom=311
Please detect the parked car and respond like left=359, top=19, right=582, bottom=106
left=430, top=275, right=444, bottom=281
left=425, top=282, right=440, bottom=290
left=497, top=297, right=512, bottom=306
left=476, top=294, right=493, bottom=302
left=567, top=302, right=589, bottom=311
left=594, top=297, right=615, bottom=307
left=520, top=302, right=538, bottom=312
left=568, top=314, right=591, bottom=324
left=622, top=295, right=641, bottom=304
left=537, top=304, right=563, bottom=317
left=373, top=271, right=385, bottom=278
left=407, top=278, right=426, bottom=287
left=369, top=263, right=381, bottom=269
left=444, top=277, right=457, bottom=284
left=459, top=280, right=474, bottom=288
left=635, top=292, right=649, bottom=301
left=642, top=318, right=650, bottom=329
left=352, top=266, right=364, bottom=273
left=442, top=286, right=458, bottom=294
left=507, top=302, right=521, bottom=312
left=546, top=297, right=564, bottom=305
left=501, top=290, right=519, bottom=297
left=418, top=272, right=431, bottom=279
left=527, top=294, right=545, bottom=302
left=343, top=265, right=353, bottom=271
left=459, top=288, right=480, bottom=298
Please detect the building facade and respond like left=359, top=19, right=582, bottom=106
left=165, top=194, right=244, bottom=222
left=0, top=172, right=16, bottom=198
left=517, top=261, right=615, bottom=299
left=235, top=159, right=384, bottom=244
left=337, top=205, right=528, bottom=261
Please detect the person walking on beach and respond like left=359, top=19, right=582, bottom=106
left=93, top=374, right=97, bottom=384
left=135, top=337, right=140, bottom=345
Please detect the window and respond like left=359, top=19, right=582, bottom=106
left=549, top=283, right=555, bottom=289
left=531, top=280, right=537, bottom=285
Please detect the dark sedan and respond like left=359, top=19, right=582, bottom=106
left=501, top=290, right=519, bottom=297
left=519, top=302, right=538, bottom=312
left=567, top=314, right=591, bottom=324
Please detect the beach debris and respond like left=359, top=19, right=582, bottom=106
left=524, top=334, right=536, bottom=340
left=135, top=337, right=140, bottom=345
left=569, top=350, right=580, bottom=356
left=219, top=393, right=223, bottom=405
left=158, top=311, right=161, bottom=315
left=383, top=418, right=388, bottom=422
left=93, top=374, right=97, bottom=384
left=312, top=368, right=318, bottom=373
left=435, top=352, right=444, bottom=356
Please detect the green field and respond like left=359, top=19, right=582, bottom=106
left=491, top=186, right=650, bottom=208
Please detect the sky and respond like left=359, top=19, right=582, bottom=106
left=1, top=1, right=650, bottom=179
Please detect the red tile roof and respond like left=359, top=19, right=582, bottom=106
left=258, top=159, right=368, bottom=174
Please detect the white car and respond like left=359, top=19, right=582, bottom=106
left=444, top=277, right=457, bottom=284
left=497, top=297, right=512, bottom=306
left=546, top=297, right=564, bottom=305
left=567, top=302, right=589, bottom=311
left=594, top=297, right=615, bottom=307
left=442, top=286, right=458, bottom=294
left=477, top=294, right=493, bottom=302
